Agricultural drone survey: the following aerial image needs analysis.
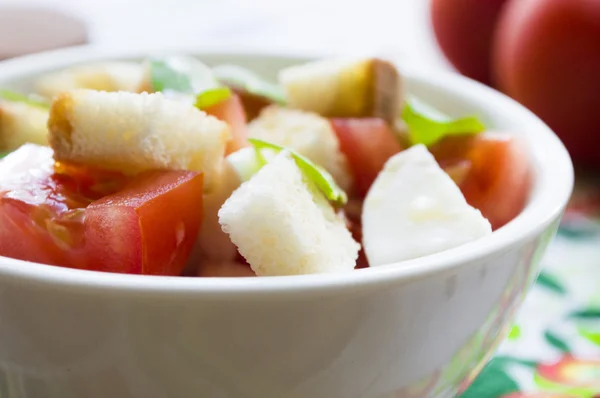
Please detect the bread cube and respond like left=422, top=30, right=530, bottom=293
left=279, top=58, right=403, bottom=124
left=0, top=100, right=48, bottom=150
left=36, top=62, right=145, bottom=99
left=248, top=105, right=353, bottom=191
left=48, top=89, right=230, bottom=189
left=219, top=151, right=360, bottom=276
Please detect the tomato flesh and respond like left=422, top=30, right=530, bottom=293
left=85, top=170, right=204, bottom=275
left=430, top=133, right=533, bottom=230
left=0, top=144, right=204, bottom=275
left=330, top=118, right=404, bottom=197
left=204, top=94, right=249, bottom=154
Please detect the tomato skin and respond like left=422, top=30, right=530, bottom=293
left=0, top=199, right=75, bottom=267
left=330, top=118, right=403, bottom=197
left=204, top=94, right=249, bottom=154
left=0, top=145, right=87, bottom=267
left=430, top=133, right=533, bottom=230
left=0, top=145, right=204, bottom=275
left=493, top=0, right=600, bottom=169
left=430, top=0, right=509, bottom=85
left=86, top=171, right=204, bottom=275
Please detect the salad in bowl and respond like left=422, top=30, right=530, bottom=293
left=0, top=48, right=573, bottom=398
left=0, top=55, right=532, bottom=278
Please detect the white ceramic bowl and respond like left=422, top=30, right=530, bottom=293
left=0, top=47, right=573, bottom=398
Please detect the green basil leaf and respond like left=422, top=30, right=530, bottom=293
left=248, top=138, right=347, bottom=206
left=213, top=64, right=286, bottom=105
left=149, top=56, right=233, bottom=109
left=149, top=56, right=220, bottom=94
left=195, top=87, right=232, bottom=110
left=149, top=59, right=193, bottom=93
left=0, top=89, right=50, bottom=109
left=402, top=96, right=486, bottom=147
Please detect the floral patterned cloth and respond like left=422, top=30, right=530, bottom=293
left=460, top=176, right=600, bottom=398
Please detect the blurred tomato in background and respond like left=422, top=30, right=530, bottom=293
left=431, top=0, right=600, bottom=170
left=430, top=0, right=508, bottom=86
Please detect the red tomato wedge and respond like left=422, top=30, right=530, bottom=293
left=204, top=93, right=249, bottom=154
left=430, top=133, right=533, bottom=230
left=330, top=118, right=404, bottom=197
left=85, top=170, right=204, bottom=275
left=0, top=144, right=204, bottom=275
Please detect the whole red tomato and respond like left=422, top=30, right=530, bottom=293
left=493, top=0, right=600, bottom=169
left=430, top=0, right=510, bottom=85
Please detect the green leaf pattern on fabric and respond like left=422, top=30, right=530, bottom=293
left=543, top=332, right=571, bottom=354
left=569, top=309, right=600, bottom=320
left=461, top=359, right=520, bottom=398
left=536, top=272, right=567, bottom=295
left=458, top=175, right=600, bottom=398
left=508, top=326, right=522, bottom=341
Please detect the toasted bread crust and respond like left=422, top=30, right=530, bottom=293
left=47, top=92, right=74, bottom=152
left=47, top=90, right=230, bottom=189
left=371, top=59, right=404, bottom=124
left=279, top=58, right=403, bottom=124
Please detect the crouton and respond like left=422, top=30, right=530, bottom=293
left=0, top=100, right=48, bottom=150
left=36, top=62, right=145, bottom=99
left=193, top=159, right=242, bottom=262
left=279, top=58, right=403, bottom=124
left=248, top=106, right=353, bottom=191
left=47, top=89, right=230, bottom=189
left=219, top=151, right=360, bottom=276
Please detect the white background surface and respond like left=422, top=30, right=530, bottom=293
left=0, top=0, right=452, bottom=70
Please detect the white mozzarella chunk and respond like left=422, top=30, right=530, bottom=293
left=362, top=144, right=492, bottom=266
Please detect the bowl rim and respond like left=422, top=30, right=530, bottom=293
left=0, top=45, right=574, bottom=298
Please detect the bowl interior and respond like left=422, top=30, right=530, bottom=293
left=0, top=47, right=574, bottom=296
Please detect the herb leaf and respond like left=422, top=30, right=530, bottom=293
left=149, top=56, right=235, bottom=110
left=149, top=56, right=221, bottom=95
left=248, top=138, right=347, bottom=206
left=149, top=59, right=193, bottom=93
left=195, top=87, right=232, bottom=110
left=213, top=64, right=286, bottom=105
left=402, top=96, right=485, bottom=147
left=0, top=89, right=50, bottom=109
